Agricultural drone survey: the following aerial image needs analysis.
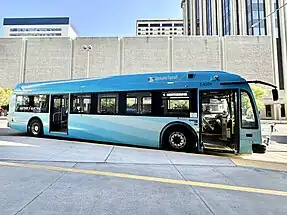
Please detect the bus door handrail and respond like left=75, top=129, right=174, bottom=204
left=52, top=112, right=62, bottom=122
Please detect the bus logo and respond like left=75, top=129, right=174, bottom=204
left=148, top=77, right=154, bottom=82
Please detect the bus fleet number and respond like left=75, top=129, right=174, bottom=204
left=200, top=82, right=212, bottom=87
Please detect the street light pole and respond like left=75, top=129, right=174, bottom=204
left=251, top=2, right=287, bottom=28
left=83, top=45, right=92, bottom=78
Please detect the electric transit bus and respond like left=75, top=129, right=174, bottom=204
left=7, top=70, right=278, bottom=154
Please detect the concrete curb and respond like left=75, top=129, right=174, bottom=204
left=231, top=158, right=287, bottom=172
left=0, top=117, right=7, bottom=120
left=261, top=120, right=287, bottom=124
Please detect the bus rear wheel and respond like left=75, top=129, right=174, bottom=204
left=163, top=126, right=196, bottom=152
left=28, top=119, right=43, bottom=137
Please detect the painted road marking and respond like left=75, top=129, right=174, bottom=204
left=0, top=140, right=39, bottom=147
left=0, top=161, right=286, bottom=197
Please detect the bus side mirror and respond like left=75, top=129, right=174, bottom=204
left=272, top=89, right=279, bottom=101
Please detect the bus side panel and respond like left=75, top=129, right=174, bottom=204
left=67, top=115, right=199, bottom=148
left=9, top=112, right=49, bottom=133
left=240, top=128, right=262, bottom=154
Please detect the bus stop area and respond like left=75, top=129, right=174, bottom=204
left=0, top=119, right=287, bottom=215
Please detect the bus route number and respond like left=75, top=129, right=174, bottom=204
left=200, top=82, right=212, bottom=87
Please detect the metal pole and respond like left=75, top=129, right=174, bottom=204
left=87, top=50, right=90, bottom=78
left=83, top=45, right=92, bottom=78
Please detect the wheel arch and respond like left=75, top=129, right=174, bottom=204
left=159, top=121, right=198, bottom=148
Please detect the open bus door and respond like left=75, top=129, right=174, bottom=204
left=199, top=89, right=239, bottom=154
left=220, top=80, right=279, bottom=154
left=49, top=94, right=69, bottom=133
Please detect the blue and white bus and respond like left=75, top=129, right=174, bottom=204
left=7, top=70, right=278, bottom=154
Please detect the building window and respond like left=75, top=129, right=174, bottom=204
left=150, top=23, right=160, bottom=27
left=265, top=105, right=272, bottom=117
left=174, top=23, right=183, bottom=27
left=281, top=104, right=286, bottom=118
left=138, top=24, right=148, bottom=27
left=162, top=23, right=172, bottom=27
left=71, top=94, right=91, bottom=114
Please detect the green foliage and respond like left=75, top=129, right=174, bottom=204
left=0, top=88, right=13, bottom=107
left=169, top=100, right=189, bottom=109
left=251, top=85, right=266, bottom=111
left=241, top=86, right=266, bottom=115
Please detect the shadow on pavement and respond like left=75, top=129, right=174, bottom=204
left=271, top=135, right=287, bottom=144
left=0, top=128, right=25, bottom=136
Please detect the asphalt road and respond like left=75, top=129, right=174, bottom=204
left=0, top=120, right=287, bottom=215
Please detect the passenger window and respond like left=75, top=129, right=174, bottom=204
left=15, top=95, right=49, bottom=113
left=125, top=92, right=152, bottom=115
left=98, top=93, right=118, bottom=114
left=162, top=91, right=190, bottom=117
left=126, top=97, right=138, bottom=113
left=141, top=96, right=151, bottom=114
left=241, top=91, right=258, bottom=129
left=71, top=94, right=91, bottom=114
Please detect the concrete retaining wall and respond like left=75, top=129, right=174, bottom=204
left=0, top=36, right=273, bottom=88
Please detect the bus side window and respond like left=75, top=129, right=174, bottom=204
left=98, top=93, right=118, bottom=114
left=125, top=92, right=152, bottom=115
left=71, top=94, right=91, bottom=114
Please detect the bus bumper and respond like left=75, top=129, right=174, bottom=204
left=252, top=144, right=266, bottom=154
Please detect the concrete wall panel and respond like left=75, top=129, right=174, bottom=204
left=224, top=36, right=273, bottom=83
left=0, top=38, right=23, bottom=88
left=122, top=37, right=169, bottom=74
left=24, top=38, right=72, bottom=82
left=173, top=36, right=221, bottom=71
left=73, top=37, right=120, bottom=78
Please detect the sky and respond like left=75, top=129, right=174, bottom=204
left=0, top=0, right=182, bottom=37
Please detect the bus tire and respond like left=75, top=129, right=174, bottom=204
left=252, top=144, right=266, bottom=154
left=28, top=118, right=43, bottom=137
left=162, top=126, right=197, bottom=152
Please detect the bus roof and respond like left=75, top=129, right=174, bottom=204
left=14, top=70, right=247, bottom=94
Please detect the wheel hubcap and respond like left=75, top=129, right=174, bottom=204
left=169, top=132, right=187, bottom=149
left=31, top=123, right=40, bottom=135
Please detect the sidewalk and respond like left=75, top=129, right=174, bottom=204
left=0, top=116, right=7, bottom=120
left=261, top=119, right=287, bottom=124
left=240, top=142, right=287, bottom=164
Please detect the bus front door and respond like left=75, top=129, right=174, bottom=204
left=199, top=90, right=239, bottom=154
left=50, top=94, right=69, bottom=133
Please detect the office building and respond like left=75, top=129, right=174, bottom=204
left=136, top=19, right=184, bottom=36
left=181, top=0, right=286, bottom=120
left=2, top=17, right=78, bottom=38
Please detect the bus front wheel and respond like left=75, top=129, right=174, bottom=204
left=163, top=126, right=196, bottom=152
left=28, top=119, right=43, bottom=137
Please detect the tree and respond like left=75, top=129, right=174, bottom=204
left=241, top=85, right=266, bottom=115
left=0, top=88, right=13, bottom=107
left=251, top=85, right=266, bottom=111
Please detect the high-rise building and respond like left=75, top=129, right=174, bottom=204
left=2, top=17, right=78, bottom=38
left=181, top=0, right=287, bottom=120
left=136, top=19, right=184, bottom=36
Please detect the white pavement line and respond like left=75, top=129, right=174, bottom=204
left=0, top=140, right=39, bottom=147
